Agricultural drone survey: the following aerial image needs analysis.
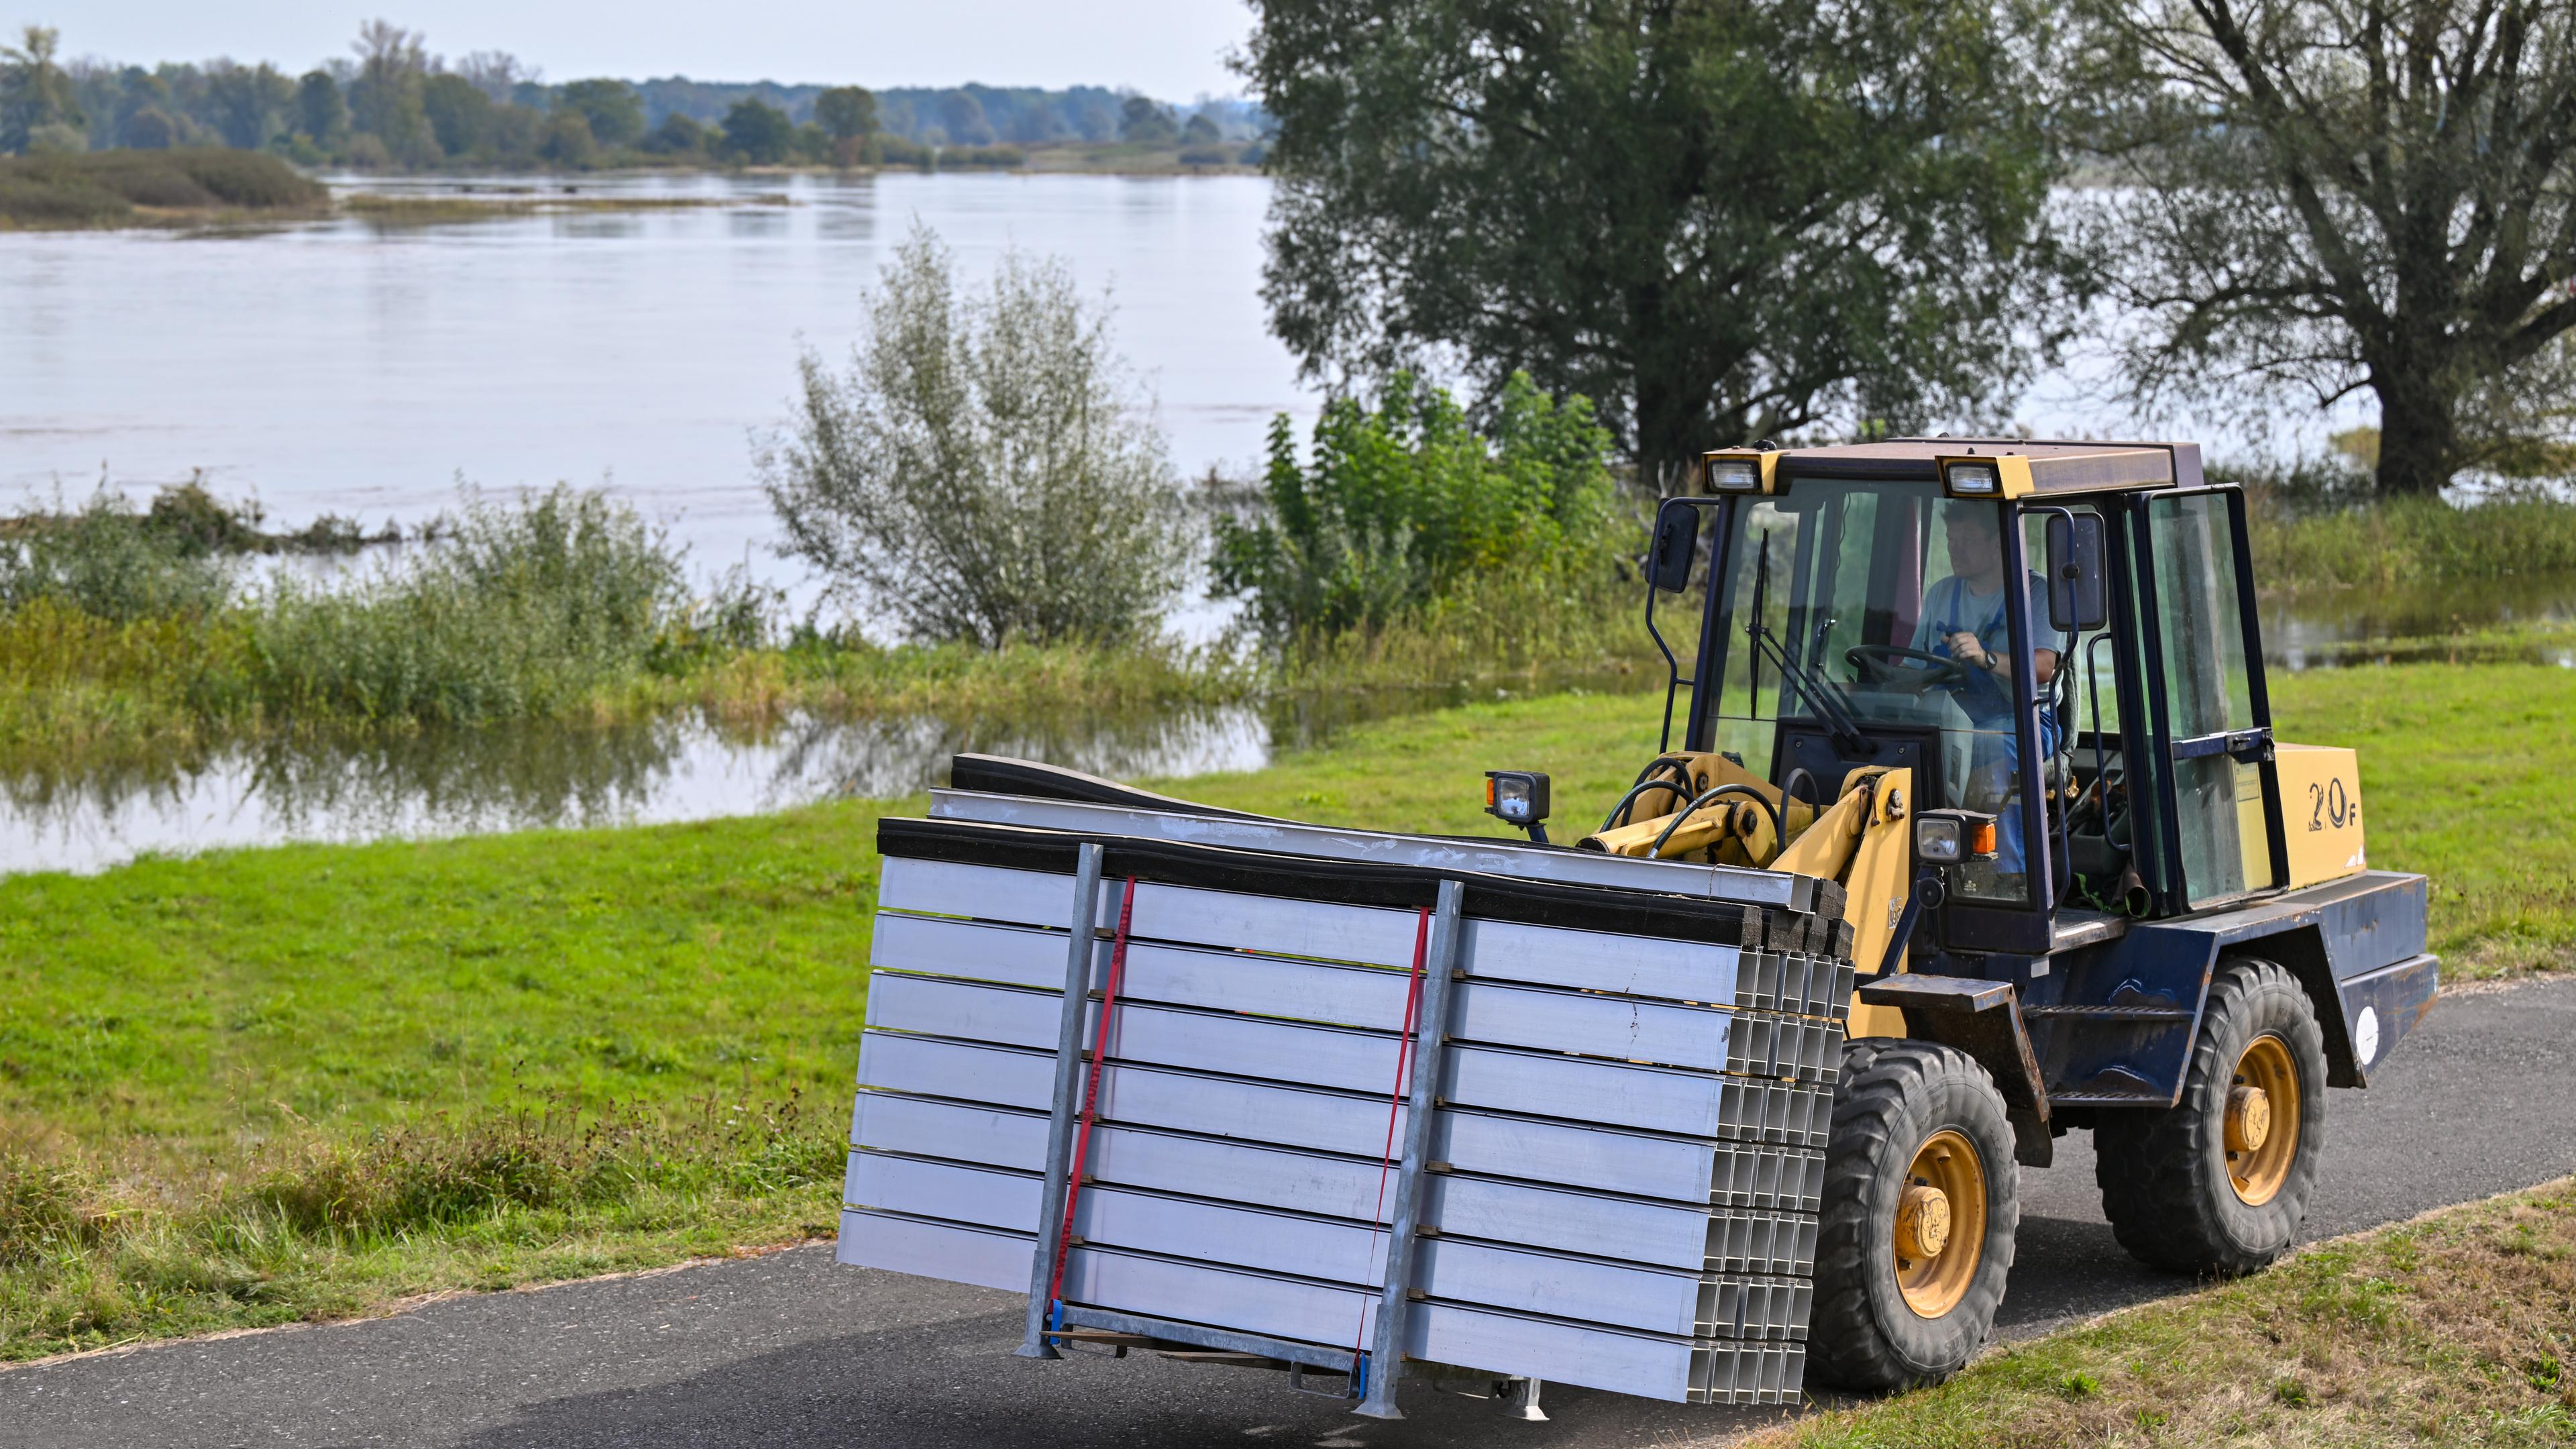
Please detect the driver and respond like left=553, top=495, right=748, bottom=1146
left=1909, top=503, right=2067, bottom=879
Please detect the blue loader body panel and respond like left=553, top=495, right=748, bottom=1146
left=2020, top=870, right=2435, bottom=1109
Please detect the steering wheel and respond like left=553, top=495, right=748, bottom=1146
left=1845, top=645, right=1972, bottom=694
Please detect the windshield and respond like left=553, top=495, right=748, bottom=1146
left=1703, top=478, right=2063, bottom=906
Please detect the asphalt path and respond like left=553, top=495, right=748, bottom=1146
left=9, top=975, right=2573, bottom=1449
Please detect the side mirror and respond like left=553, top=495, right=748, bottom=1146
left=2046, top=513, right=2108, bottom=632
left=1648, top=504, right=1699, bottom=592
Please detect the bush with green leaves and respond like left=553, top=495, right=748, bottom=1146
left=246, top=486, right=687, bottom=725
left=762, top=223, right=1189, bottom=647
left=1211, top=372, right=1625, bottom=640
left=0, top=488, right=237, bottom=622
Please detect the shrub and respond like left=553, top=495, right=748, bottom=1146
left=2222, top=458, right=2576, bottom=589
left=246, top=485, right=687, bottom=726
left=937, top=144, right=1024, bottom=169
left=164, top=148, right=326, bottom=208
left=0, top=149, right=323, bottom=225
left=761, top=222, right=1191, bottom=647
left=0, top=489, right=238, bottom=621
left=873, top=135, right=932, bottom=168
left=0, top=172, right=126, bottom=223
left=1212, top=371, right=1625, bottom=640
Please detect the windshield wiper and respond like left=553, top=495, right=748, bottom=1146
left=1742, top=533, right=1873, bottom=757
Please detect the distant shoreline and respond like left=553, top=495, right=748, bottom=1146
left=328, top=146, right=1266, bottom=182
left=0, top=147, right=1267, bottom=235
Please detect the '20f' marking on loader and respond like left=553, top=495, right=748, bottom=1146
left=2308, top=777, right=2354, bottom=832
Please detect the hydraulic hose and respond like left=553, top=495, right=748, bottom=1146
left=1648, top=784, right=1783, bottom=861
left=1598, top=775, right=1693, bottom=835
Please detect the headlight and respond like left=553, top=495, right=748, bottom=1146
left=1706, top=458, right=1762, bottom=492
left=1485, top=770, right=1551, bottom=826
left=1945, top=461, right=2000, bottom=495
left=1915, top=810, right=1999, bottom=863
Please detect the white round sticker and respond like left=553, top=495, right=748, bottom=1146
left=2354, top=1006, right=2380, bottom=1067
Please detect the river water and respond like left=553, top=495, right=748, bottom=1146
left=0, top=170, right=1308, bottom=614
left=1, top=172, right=2568, bottom=873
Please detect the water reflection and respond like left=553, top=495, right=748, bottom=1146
left=0, top=663, right=1664, bottom=877
left=2264, top=576, right=2576, bottom=667
left=0, top=705, right=1269, bottom=879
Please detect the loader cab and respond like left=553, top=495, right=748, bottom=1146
left=1648, top=439, right=2284, bottom=957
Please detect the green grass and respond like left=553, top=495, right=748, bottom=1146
left=0, top=661, right=2567, bottom=1358
left=1760, top=1176, right=2576, bottom=1448
left=2270, top=663, right=2576, bottom=974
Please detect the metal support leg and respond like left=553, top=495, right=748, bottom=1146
left=1016, top=841, right=1106, bottom=1360
left=1353, top=879, right=1463, bottom=1419
left=1508, top=1377, right=1548, bottom=1421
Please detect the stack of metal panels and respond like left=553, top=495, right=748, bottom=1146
left=837, top=810, right=1854, bottom=1406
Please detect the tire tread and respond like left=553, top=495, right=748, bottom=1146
left=2094, top=957, right=2327, bottom=1274
left=1807, top=1039, right=2018, bottom=1391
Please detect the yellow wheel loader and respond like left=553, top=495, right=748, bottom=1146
left=834, top=439, right=2434, bottom=1415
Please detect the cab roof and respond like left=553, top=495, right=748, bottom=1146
left=1772, top=438, right=2205, bottom=494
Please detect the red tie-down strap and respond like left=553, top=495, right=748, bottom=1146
left=1352, top=906, right=1434, bottom=1368
left=1045, top=876, right=1138, bottom=1316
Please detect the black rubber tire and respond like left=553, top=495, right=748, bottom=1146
left=2093, top=956, right=2327, bottom=1275
left=1807, top=1040, right=2019, bottom=1391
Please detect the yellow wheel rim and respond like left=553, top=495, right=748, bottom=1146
left=1894, top=1128, right=1986, bottom=1319
left=2227, top=1034, right=2300, bottom=1206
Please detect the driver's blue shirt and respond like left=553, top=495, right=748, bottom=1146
left=1909, top=570, right=2067, bottom=873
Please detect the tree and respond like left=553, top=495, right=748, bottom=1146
left=204, top=61, right=292, bottom=150
left=555, top=78, right=643, bottom=148
left=643, top=111, right=706, bottom=156
left=348, top=19, right=433, bottom=164
left=2074, top=0, right=2576, bottom=495
left=1119, top=95, right=1177, bottom=144
left=422, top=72, right=492, bottom=157
left=454, top=50, right=535, bottom=104
left=294, top=70, right=347, bottom=148
left=814, top=84, right=876, bottom=164
left=537, top=108, right=596, bottom=166
left=936, top=89, right=995, bottom=146
left=1244, top=0, right=2063, bottom=489
left=120, top=105, right=177, bottom=150
left=0, top=25, right=83, bottom=154
left=485, top=100, right=542, bottom=162
left=760, top=224, right=1189, bottom=647
left=720, top=97, right=792, bottom=163
left=1213, top=372, right=1621, bottom=637
left=1182, top=111, right=1222, bottom=145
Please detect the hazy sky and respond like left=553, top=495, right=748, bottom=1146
left=21, top=1, right=1257, bottom=100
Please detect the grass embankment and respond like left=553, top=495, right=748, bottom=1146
left=1761, top=1176, right=2576, bottom=1449
left=2, top=663, right=2570, bottom=1358
left=0, top=149, right=326, bottom=229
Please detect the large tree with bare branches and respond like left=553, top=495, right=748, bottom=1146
left=2078, top=0, right=2576, bottom=494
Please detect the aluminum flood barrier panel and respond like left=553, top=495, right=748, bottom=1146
left=835, top=813, right=1853, bottom=1407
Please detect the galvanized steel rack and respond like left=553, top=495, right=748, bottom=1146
left=837, top=810, right=1856, bottom=1412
